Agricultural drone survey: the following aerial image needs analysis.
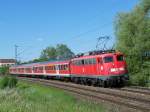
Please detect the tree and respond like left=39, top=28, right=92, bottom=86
left=56, top=44, right=74, bottom=60
left=40, top=46, right=57, bottom=61
left=115, top=0, right=150, bottom=86
left=40, top=44, right=74, bottom=61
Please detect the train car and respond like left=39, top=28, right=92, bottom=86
left=9, top=60, right=70, bottom=78
left=44, top=60, right=70, bottom=77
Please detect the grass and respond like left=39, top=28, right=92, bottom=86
left=0, top=79, right=106, bottom=112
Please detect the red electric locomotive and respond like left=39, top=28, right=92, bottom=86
left=70, top=50, right=129, bottom=86
left=9, top=50, right=129, bottom=87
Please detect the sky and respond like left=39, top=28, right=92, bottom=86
left=0, top=0, right=139, bottom=61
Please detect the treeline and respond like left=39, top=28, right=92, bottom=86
left=115, top=0, right=150, bottom=86
left=25, top=44, right=75, bottom=63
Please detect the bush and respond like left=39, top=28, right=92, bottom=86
left=0, top=76, right=18, bottom=89
left=0, top=76, right=9, bottom=89
left=129, top=70, right=150, bottom=87
left=0, top=66, right=9, bottom=75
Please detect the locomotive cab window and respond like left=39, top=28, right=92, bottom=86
left=104, top=56, right=113, bottom=63
left=117, top=55, right=124, bottom=61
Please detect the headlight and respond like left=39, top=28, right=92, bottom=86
left=119, top=67, right=125, bottom=71
left=110, top=67, right=125, bottom=72
left=110, top=68, right=118, bottom=72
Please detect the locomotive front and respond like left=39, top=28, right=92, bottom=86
left=101, top=52, right=129, bottom=86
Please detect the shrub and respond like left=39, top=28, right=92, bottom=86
left=0, top=76, right=9, bottom=89
left=0, top=76, right=18, bottom=89
left=0, top=66, right=9, bottom=75
left=129, top=70, right=150, bottom=87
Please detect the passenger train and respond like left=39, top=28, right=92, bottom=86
left=9, top=50, right=129, bottom=87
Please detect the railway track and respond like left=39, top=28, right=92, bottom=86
left=129, top=86, right=150, bottom=90
left=18, top=77, right=150, bottom=112
left=120, top=87, right=150, bottom=95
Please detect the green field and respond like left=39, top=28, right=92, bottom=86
left=0, top=80, right=106, bottom=112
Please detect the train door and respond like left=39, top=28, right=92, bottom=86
left=55, top=65, right=59, bottom=75
left=81, top=60, right=85, bottom=75
left=97, top=57, right=103, bottom=75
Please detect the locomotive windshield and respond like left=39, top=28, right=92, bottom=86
left=117, top=55, right=124, bottom=61
left=104, top=56, right=113, bottom=63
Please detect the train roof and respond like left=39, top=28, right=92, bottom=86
left=10, top=60, right=70, bottom=68
left=72, top=50, right=123, bottom=60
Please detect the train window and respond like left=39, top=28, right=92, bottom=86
left=75, top=61, right=77, bottom=65
left=77, top=60, right=80, bottom=65
left=33, top=67, right=41, bottom=71
left=117, top=55, right=124, bottom=61
left=65, top=65, right=68, bottom=70
left=74, top=60, right=84, bottom=66
left=60, top=65, right=63, bottom=70
left=104, top=56, right=113, bottom=63
left=61, top=65, right=63, bottom=70
left=58, top=65, right=61, bottom=70
left=39, top=67, right=43, bottom=71
left=61, top=65, right=64, bottom=70
left=77, top=60, right=81, bottom=65
left=33, top=67, right=36, bottom=71
left=46, top=66, right=56, bottom=70
left=45, top=66, right=50, bottom=70
left=92, top=58, right=96, bottom=64
left=64, top=65, right=65, bottom=70
left=73, top=61, right=76, bottom=65
left=55, top=65, right=59, bottom=70
left=84, top=59, right=88, bottom=65
left=88, top=59, right=92, bottom=64
left=53, top=66, right=56, bottom=70
left=60, top=65, right=62, bottom=70
left=72, top=61, right=75, bottom=65
left=75, top=61, right=78, bottom=65
left=25, top=68, right=31, bottom=72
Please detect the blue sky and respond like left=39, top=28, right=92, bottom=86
left=0, top=0, right=139, bottom=61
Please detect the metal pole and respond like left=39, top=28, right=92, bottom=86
left=15, top=45, right=18, bottom=64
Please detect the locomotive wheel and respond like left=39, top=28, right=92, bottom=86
left=80, top=78, right=86, bottom=85
left=74, top=77, right=80, bottom=84
left=86, top=79, right=92, bottom=86
left=91, top=79, right=97, bottom=86
left=102, top=81, right=108, bottom=88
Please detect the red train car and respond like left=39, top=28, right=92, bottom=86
left=10, top=60, right=70, bottom=77
left=9, top=50, right=129, bottom=87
